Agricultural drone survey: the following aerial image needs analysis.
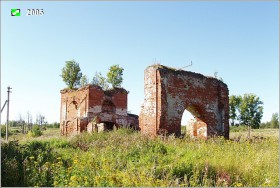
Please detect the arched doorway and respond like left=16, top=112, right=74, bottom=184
left=181, top=105, right=208, bottom=138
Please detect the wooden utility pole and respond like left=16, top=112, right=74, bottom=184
left=6, top=86, right=12, bottom=141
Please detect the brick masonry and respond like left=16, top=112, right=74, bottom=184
left=139, top=64, right=229, bottom=139
left=60, top=85, right=139, bottom=136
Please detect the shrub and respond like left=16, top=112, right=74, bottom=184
left=30, top=125, right=43, bottom=137
left=230, top=125, right=248, bottom=132
left=1, top=125, right=12, bottom=138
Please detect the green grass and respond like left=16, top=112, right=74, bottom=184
left=8, top=127, right=61, bottom=143
left=1, top=128, right=279, bottom=187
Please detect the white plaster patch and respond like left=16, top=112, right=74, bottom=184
left=197, top=126, right=207, bottom=137
left=97, top=123, right=105, bottom=133
left=88, top=106, right=102, bottom=113
left=77, top=107, right=80, bottom=117
left=186, top=120, right=195, bottom=137
left=116, top=108, right=127, bottom=116
left=62, top=104, right=66, bottom=120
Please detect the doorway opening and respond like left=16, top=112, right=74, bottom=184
left=181, top=106, right=208, bottom=138
left=181, top=109, right=195, bottom=136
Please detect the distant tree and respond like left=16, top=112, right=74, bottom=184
left=238, top=94, right=263, bottom=139
left=92, top=72, right=109, bottom=90
left=107, top=64, right=124, bottom=88
left=239, top=94, right=263, bottom=129
left=36, top=114, right=47, bottom=129
left=17, top=114, right=26, bottom=134
left=92, top=72, right=100, bottom=85
left=60, top=60, right=82, bottom=89
left=270, top=112, right=279, bottom=128
left=80, top=75, right=89, bottom=87
left=26, top=111, right=33, bottom=131
left=229, top=95, right=241, bottom=126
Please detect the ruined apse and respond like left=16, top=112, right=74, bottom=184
left=60, top=85, right=139, bottom=136
left=139, top=64, right=229, bottom=139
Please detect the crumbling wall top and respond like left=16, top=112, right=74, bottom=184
left=60, top=85, right=128, bottom=95
left=147, top=64, right=227, bottom=87
left=104, top=87, right=129, bottom=96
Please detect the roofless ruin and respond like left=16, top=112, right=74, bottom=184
left=60, top=85, right=139, bottom=136
left=60, top=64, right=229, bottom=139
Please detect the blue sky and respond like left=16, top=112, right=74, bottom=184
left=1, top=1, right=279, bottom=124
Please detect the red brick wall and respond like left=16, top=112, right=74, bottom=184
left=140, top=65, right=229, bottom=139
left=60, top=85, right=138, bottom=136
left=60, top=87, right=89, bottom=135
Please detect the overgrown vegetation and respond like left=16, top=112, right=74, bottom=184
left=260, top=112, right=279, bottom=129
left=28, top=125, right=43, bottom=137
left=1, top=128, right=279, bottom=187
left=60, top=60, right=125, bottom=90
left=229, top=94, right=263, bottom=128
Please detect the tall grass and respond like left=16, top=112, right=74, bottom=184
left=1, top=128, right=279, bottom=187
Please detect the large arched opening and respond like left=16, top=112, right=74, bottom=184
left=180, top=105, right=208, bottom=138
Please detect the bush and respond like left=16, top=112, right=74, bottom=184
left=29, top=125, right=43, bottom=137
left=1, top=140, right=57, bottom=187
left=1, top=125, right=11, bottom=138
left=46, top=122, right=60, bottom=128
left=230, top=125, right=248, bottom=132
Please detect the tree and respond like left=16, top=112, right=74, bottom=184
left=107, top=64, right=124, bottom=88
left=213, top=72, right=224, bottom=82
left=60, top=60, right=82, bottom=89
left=36, top=114, right=47, bottom=128
left=92, top=72, right=109, bottom=90
left=80, top=75, right=89, bottom=87
left=17, top=114, right=26, bottom=134
left=270, top=112, right=279, bottom=128
left=26, top=111, right=33, bottom=131
left=239, top=94, right=263, bottom=129
left=229, top=95, right=241, bottom=126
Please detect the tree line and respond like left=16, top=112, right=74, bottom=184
left=60, top=60, right=124, bottom=90
left=1, top=111, right=60, bottom=138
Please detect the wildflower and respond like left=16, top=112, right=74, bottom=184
left=70, top=175, right=77, bottom=181
left=29, top=156, right=35, bottom=160
left=53, top=181, right=58, bottom=186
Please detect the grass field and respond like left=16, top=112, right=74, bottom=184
left=1, top=127, right=279, bottom=187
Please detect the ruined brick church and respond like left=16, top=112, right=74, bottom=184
left=60, top=85, right=139, bottom=136
left=60, top=64, right=229, bottom=139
